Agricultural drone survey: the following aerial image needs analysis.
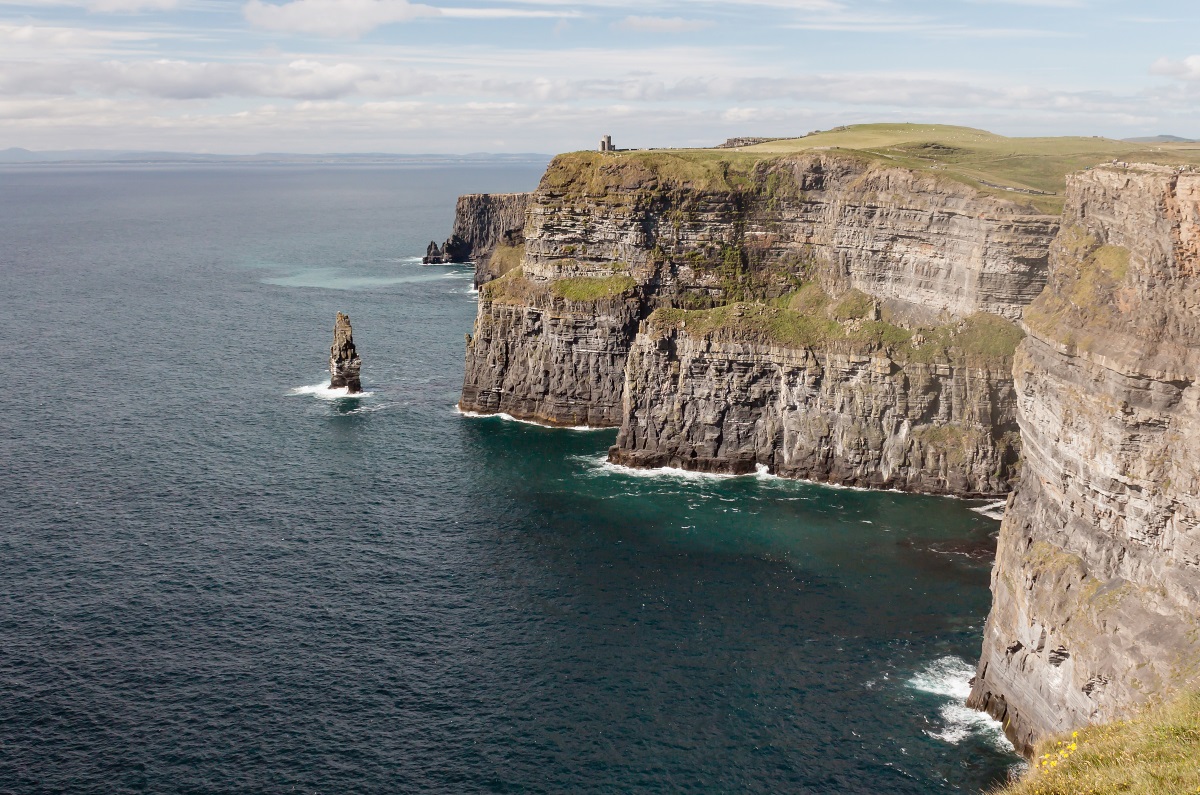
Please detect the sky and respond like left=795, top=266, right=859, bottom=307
left=2, top=0, right=1199, bottom=153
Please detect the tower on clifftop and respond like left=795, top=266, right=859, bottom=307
left=599, top=135, right=613, bottom=152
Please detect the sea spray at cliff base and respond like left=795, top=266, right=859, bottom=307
left=909, top=657, right=1014, bottom=750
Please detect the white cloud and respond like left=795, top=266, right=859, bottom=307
left=1151, top=55, right=1200, bottom=81
left=439, top=7, right=578, bottom=18
left=613, top=15, right=713, bottom=33
left=243, top=0, right=441, bottom=37
left=0, top=22, right=159, bottom=48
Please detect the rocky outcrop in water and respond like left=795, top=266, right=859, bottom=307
left=329, top=312, right=362, bottom=394
left=967, top=164, right=1200, bottom=754
left=422, top=193, right=531, bottom=284
left=460, top=151, right=1059, bottom=479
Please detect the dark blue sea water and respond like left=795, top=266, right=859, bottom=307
left=0, top=164, right=1020, bottom=793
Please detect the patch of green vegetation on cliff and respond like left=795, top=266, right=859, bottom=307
left=1024, top=226, right=1132, bottom=346
left=830, top=289, right=875, bottom=321
left=480, top=267, right=542, bottom=305
left=786, top=282, right=831, bottom=314
left=993, top=688, right=1200, bottom=795
left=652, top=303, right=841, bottom=349
left=910, top=424, right=988, bottom=468
left=1025, top=540, right=1087, bottom=579
left=951, top=313, right=1028, bottom=360
left=647, top=295, right=1022, bottom=366
left=550, top=275, right=637, bottom=302
left=487, top=244, right=524, bottom=278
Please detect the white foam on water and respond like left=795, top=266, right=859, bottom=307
left=289, top=382, right=375, bottom=399
left=454, top=406, right=609, bottom=432
left=972, top=500, right=1008, bottom=521
left=578, top=453, right=743, bottom=481
left=908, top=656, right=1014, bottom=751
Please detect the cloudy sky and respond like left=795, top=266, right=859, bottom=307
left=2, top=0, right=1198, bottom=153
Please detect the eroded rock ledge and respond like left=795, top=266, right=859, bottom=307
left=967, top=164, right=1200, bottom=755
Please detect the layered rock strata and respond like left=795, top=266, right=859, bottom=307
left=610, top=306, right=1022, bottom=495
left=968, top=164, right=1200, bottom=754
left=423, top=193, right=531, bottom=283
left=330, top=312, right=362, bottom=394
left=461, top=151, right=1058, bottom=458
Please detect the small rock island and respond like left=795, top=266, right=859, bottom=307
left=329, top=312, right=362, bottom=394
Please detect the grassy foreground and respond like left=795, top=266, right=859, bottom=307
left=994, top=689, right=1200, bottom=795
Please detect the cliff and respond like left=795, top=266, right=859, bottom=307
left=423, top=193, right=530, bottom=286
left=967, top=164, right=1200, bottom=755
left=460, top=151, right=1058, bottom=485
left=610, top=303, right=1022, bottom=495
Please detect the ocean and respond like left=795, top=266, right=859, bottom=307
left=0, top=163, right=1020, bottom=793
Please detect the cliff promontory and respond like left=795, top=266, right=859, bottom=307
left=423, top=193, right=530, bottom=287
left=967, top=164, right=1200, bottom=754
left=460, top=147, right=1058, bottom=485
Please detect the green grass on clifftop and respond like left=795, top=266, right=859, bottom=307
left=557, top=124, right=1200, bottom=213
left=994, top=689, right=1200, bottom=795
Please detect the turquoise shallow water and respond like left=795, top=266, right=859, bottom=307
left=0, top=164, right=1019, bottom=793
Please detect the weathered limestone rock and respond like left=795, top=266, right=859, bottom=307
left=968, top=164, right=1200, bottom=755
left=329, top=312, right=362, bottom=394
left=422, top=193, right=531, bottom=283
left=461, top=274, right=640, bottom=427
left=461, top=151, right=1059, bottom=443
left=610, top=310, right=1021, bottom=495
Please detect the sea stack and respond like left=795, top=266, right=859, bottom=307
left=329, top=312, right=362, bottom=394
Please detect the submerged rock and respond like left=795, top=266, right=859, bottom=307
left=329, top=312, right=362, bottom=394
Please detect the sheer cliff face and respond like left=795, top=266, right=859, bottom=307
left=611, top=312, right=1021, bottom=495
left=515, top=152, right=1057, bottom=318
left=968, top=165, right=1200, bottom=755
left=460, top=281, right=639, bottom=427
left=460, top=152, right=1059, bottom=437
left=446, top=193, right=530, bottom=284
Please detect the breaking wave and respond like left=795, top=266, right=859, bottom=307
left=909, top=656, right=1013, bottom=750
left=454, top=406, right=609, bottom=432
left=289, top=382, right=375, bottom=399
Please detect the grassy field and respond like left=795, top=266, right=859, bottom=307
left=994, top=689, right=1200, bottom=795
left=583, top=123, right=1200, bottom=213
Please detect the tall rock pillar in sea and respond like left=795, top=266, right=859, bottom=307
left=968, top=164, right=1200, bottom=755
left=330, top=312, right=362, bottom=394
